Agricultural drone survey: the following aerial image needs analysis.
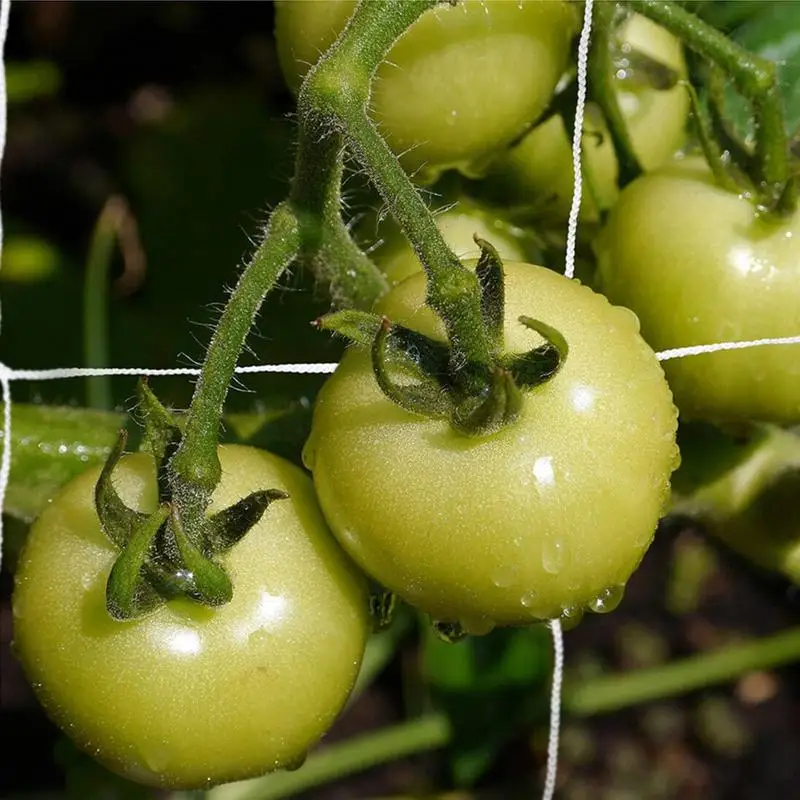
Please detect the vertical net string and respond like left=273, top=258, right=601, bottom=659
left=564, top=0, right=595, bottom=281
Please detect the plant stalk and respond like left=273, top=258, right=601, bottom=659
left=169, top=203, right=300, bottom=495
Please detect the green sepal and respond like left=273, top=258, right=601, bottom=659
left=474, top=236, right=505, bottom=353
left=316, top=309, right=450, bottom=378
left=682, top=79, right=749, bottom=195
left=431, top=619, right=469, bottom=644
left=137, top=378, right=184, bottom=502
left=105, top=505, right=170, bottom=621
left=204, top=488, right=288, bottom=554
left=169, top=505, right=233, bottom=607
left=614, top=46, right=680, bottom=91
left=371, top=317, right=451, bottom=419
left=95, top=429, right=145, bottom=549
left=502, top=316, right=569, bottom=390
left=451, top=368, right=522, bottom=437
left=369, top=588, right=396, bottom=632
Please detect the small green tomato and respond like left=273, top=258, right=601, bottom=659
left=13, top=445, right=369, bottom=789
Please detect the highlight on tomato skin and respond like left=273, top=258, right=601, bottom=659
left=12, top=445, right=370, bottom=790
left=595, top=156, right=800, bottom=426
left=274, top=0, right=580, bottom=180
left=305, top=262, right=680, bottom=632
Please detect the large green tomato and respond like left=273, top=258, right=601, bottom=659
left=369, top=198, right=530, bottom=286
left=305, top=263, right=679, bottom=630
left=274, top=0, right=579, bottom=180
left=595, top=156, right=800, bottom=425
left=13, top=446, right=369, bottom=789
left=483, top=13, right=688, bottom=221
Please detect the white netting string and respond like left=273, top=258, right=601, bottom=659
left=563, top=0, right=595, bottom=281
left=0, top=3, right=798, bottom=799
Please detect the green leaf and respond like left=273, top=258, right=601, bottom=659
left=422, top=624, right=551, bottom=786
left=2, top=403, right=125, bottom=523
left=725, top=3, right=800, bottom=135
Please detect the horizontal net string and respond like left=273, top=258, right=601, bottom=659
left=0, top=363, right=338, bottom=381
left=656, top=335, right=800, bottom=362
left=1, top=334, right=798, bottom=383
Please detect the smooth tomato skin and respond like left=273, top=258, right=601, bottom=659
left=370, top=200, right=529, bottom=286
left=305, top=263, right=679, bottom=629
left=274, top=0, right=578, bottom=179
left=595, top=157, right=800, bottom=425
left=13, top=445, right=369, bottom=789
left=485, top=14, right=688, bottom=221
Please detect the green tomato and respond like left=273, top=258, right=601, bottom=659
left=369, top=198, right=531, bottom=286
left=274, top=0, right=578, bottom=180
left=483, top=13, right=688, bottom=221
left=304, top=262, right=679, bottom=630
left=595, top=156, right=800, bottom=425
left=13, top=445, right=369, bottom=789
left=670, top=424, right=800, bottom=584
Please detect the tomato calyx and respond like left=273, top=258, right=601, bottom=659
left=368, top=587, right=396, bottom=633
left=316, top=239, right=568, bottom=437
left=94, top=383, right=288, bottom=621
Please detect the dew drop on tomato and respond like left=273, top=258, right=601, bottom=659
left=587, top=584, right=625, bottom=614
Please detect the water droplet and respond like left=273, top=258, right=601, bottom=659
left=141, top=744, right=171, bottom=773
left=284, top=752, right=307, bottom=772
left=492, top=564, right=516, bottom=588
left=560, top=605, right=584, bottom=630
left=520, top=590, right=537, bottom=609
left=542, top=538, right=565, bottom=575
left=248, top=629, right=270, bottom=647
left=587, top=585, right=625, bottom=614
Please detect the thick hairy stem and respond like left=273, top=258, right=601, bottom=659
left=290, top=122, right=388, bottom=309
left=169, top=203, right=300, bottom=495
left=297, top=0, right=493, bottom=383
left=625, top=0, right=791, bottom=210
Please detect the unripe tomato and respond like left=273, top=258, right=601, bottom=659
left=13, top=446, right=369, bottom=789
left=274, top=0, right=579, bottom=180
left=595, top=156, right=800, bottom=425
left=482, top=14, right=689, bottom=221
left=671, top=425, right=800, bottom=584
left=305, top=263, right=679, bottom=630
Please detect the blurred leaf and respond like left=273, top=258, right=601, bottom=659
left=3, top=403, right=125, bottom=523
left=669, top=421, right=768, bottom=498
left=6, top=60, right=62, bottom=104
left=0, top=234, right=61, bottom=283
left=687, top=1, right=788, bottom=33
left=422, top=625, right=550, bottom=786
left=724, top=3, right=800, bottom=135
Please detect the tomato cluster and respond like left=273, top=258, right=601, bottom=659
left=11, top=0, right=799, bottom=793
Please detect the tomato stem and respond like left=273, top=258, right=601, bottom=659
left=589, top=1, right=643, bottom=188
left=297, top=0, right=495, bottom=391
left=169, top=203, right=300, bottom=496
left=204, top=713, right=452, bottom=800
left=565, top=626, right=800, bottom=717
left=624, top=0, right=793, bottom=212
left=290, top=124, right=389, bottom=309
